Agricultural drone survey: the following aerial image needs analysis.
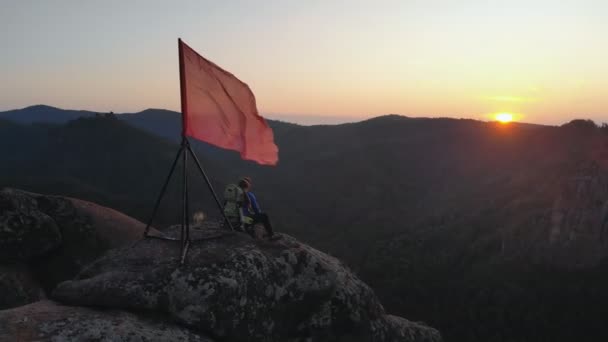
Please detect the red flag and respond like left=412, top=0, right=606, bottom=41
left=178, top=39, right=278, bottom=165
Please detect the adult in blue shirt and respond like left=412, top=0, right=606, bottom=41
left=238, top=177, right=275, bottom=239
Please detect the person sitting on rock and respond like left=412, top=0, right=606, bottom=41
left=238, top=176, right=277, bottom=239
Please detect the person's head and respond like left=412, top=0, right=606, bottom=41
left=238, top=176, right=252, bottom=191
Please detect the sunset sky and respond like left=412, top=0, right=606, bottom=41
left=1, top=0, right=607, bottom=125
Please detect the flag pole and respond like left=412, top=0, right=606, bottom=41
left=178, top=38, right=191, bottom=263
left=180, top=137, right=190, bottom=264
left=177, top=38, right=236, bottom=263
left=178, top=38, right=234, bottom=232
left=141, top=39, right=196, bottom=257
left=142, top=39, right=236, bottom=265
left=178, top=38, right=188, bottom=139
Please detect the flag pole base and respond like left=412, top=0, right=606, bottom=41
left=142, top=136, right=231, bottom=265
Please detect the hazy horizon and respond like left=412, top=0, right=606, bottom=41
left=2, top=0, right=607, bottom=125
left=6, top=103, right=582, bottom=127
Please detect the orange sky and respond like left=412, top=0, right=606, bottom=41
left=1, top=0, right=607, bottom=125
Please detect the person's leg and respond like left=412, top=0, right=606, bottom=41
left=253, top=213, right=274, bottom=237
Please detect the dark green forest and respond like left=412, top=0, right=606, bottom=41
left=3, top=106, right=608, bottom=341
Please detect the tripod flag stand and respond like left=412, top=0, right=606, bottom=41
left=142, top=39, right=279, bottom=264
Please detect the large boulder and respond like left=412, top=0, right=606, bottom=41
left=0, top=188, right=159, bottom=302
left=54, top=228, right=441, bottom=341
left=0, top=300, right=213, bottom=341
left=30, top=194, right=155, bottom=290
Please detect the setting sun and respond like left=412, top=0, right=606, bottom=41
left=495, top=113, right=514, bottom=123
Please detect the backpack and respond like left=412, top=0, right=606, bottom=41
left=223, top=184, right=244, bottom=220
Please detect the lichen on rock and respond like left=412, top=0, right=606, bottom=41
left=54, top=227, right=441, bottom=341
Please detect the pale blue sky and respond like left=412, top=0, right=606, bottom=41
left=1, top=0, right=607, bottom=124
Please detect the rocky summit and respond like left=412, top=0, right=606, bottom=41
left=53, top=228, right=441, bottom=341
left=0, top=188, right=441, bottom=341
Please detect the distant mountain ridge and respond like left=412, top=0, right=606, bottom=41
left=0, top=105, right=99, bottom=124
left=0, top=105, right=413, bottom=140
left=0, top=105, right=182, bottom=140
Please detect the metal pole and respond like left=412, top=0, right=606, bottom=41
left=178, top=38, right=189, bottom=138
left=186, top=144, right=235, bottom=231
left=185, top=145, right=191, bottom=244
left=180, top=138, right=189, bottom=262
left=145, top=39, right=234, bottom=264
left=144, top=145, right=184, bottom=237
left=178, top=38, right=191, bottom=263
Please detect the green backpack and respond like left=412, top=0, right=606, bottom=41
left=223, top=184, right=244, bottom=220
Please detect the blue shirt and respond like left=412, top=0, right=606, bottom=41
left=245, top=192, right=261, bottom=216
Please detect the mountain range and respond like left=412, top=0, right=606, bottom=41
left=2, top=105, right=608, bottom=341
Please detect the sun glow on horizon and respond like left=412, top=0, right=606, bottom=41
left=495, top=112, right=514, bottom=124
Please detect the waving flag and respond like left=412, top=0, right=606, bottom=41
left=178, top=39, right=278, bottom=165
